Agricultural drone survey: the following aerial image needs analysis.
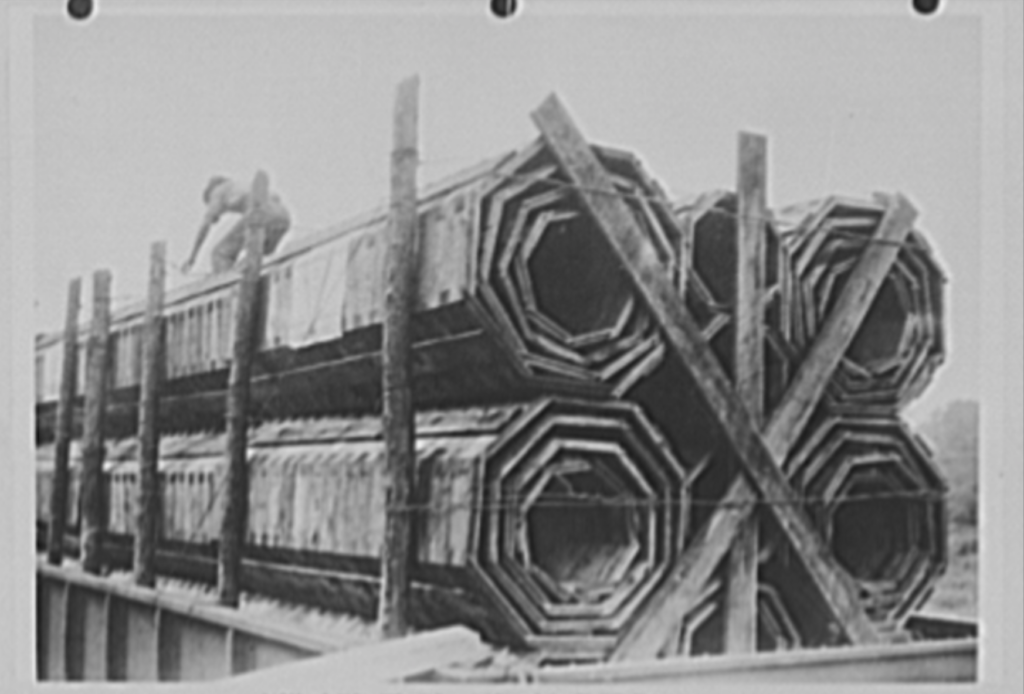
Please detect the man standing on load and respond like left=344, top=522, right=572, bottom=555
left=182, top=175, right=291, bottom=274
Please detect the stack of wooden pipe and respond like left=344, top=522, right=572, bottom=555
left=35, top=136, right=948, bottom=662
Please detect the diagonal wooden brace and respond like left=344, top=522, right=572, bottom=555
left=531, top=94, right=917, bottom=660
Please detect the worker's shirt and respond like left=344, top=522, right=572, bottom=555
left=208, top=181, right=289, bottom=225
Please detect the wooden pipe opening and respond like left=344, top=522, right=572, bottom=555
left=525, top=216, right=631, bottom=339
left=524, top=466, right=642, bottom=603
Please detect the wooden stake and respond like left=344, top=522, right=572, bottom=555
left=46, top=277, right=81, bottom=566
left=133, top=241, right=166, bottom=587
left=378, top=74, right=420, bottom=639
left=734, top=133, right=767, bottom=430
left=530, top=94, right=885, bottom=658
left=724, top=132, right=767, bottom=654
left=80, top=270, right=112, bottom=575
left=218, top=172, right=269, bottom=607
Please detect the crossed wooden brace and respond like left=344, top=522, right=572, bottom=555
left=531, top=94, right=918, bottom=661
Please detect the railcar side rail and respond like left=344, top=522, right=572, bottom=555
left=38, top=559, right=977, bottom=684
left=36, top=560, right=345, bottom=681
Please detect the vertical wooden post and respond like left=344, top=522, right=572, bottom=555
left=46, top=277, right=82, bottom=565
left=724, top=132, right=767, bottom=653
left=133, top=241, right=166, bottom=587
left=217, top=172, right=269, bottom=607
left=80, top=270, right=112, bottom=575
left=378, top=74, right=420, bottom=638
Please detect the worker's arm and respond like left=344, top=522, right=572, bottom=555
left=182, top=207, right=222, bottom=273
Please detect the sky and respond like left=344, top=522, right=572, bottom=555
left=29, top=0, right=983, bottom=422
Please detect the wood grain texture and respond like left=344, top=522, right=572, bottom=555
left=134, top=242, right=165, bottom=587
left=762, top=192, right=917, bottom=460
left=724, top=132, right=767, bottom=654
left=612, top=477, right=757, bottom=659
left=47, top=277, right=81, bottom=566
left=81, top=270, right=112, bottom=574
left=379, top=74, right=421, bottom=638
left=734, top=132, right=768, bottom=426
